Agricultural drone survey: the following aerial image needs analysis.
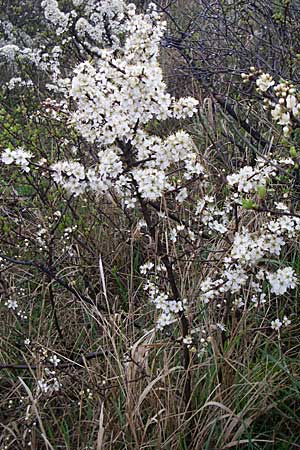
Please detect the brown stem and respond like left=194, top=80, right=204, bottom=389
left=134, top=187, right=192, bottom=408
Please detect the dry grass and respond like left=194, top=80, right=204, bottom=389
left=1, top=170, right=300, bottom=449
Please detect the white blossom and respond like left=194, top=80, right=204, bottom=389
left=271, top=318, right=282, bottom=331
left=267, top=267, right=297, bottom=295
left=256, top=73, right=275, bottom=92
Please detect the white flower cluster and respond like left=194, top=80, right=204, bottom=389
left=1, top=0, right=127, bottom=94
left=1, top=147, right=33, bottom=172
left=74, top=0, right=126, bottom=48
left=255, top=73, right=275, bottom=92
left=195, top=196, right=229, bottom=234
left=199, top=276, right=225, bottom=304
left=271, top=315, right=291, bottom=331
left=0, top=4, right=66, bottom=87
left=227, top=160, right=276, bottom=193
left=0, top=19, right=15, bottom=41
left=172, top=97, right=199, bottom=119
left=267, top=214, right=300, bottom=237
left=169, top=224, right=185, bottom=243
left=270, top=80, right=300, bottom=136
left=41, top=0, right=70, bottom=35
left=199, top=208, right=299, bottom=306
left=244, top=69, right=300, bottom=136
left=50, top=2, right=201, bottom=203
left=37, top=374, right=61, bottom=394
left=5, top=77, right=33, bottom=90
left=267, top=267, right=297, bottom=295
left=132, top=168, right=169, bottom=201
left=36, top=226, right=48, bottom=251
left=51, top=161, right=86, bottom=195
left=230, top=229, right=285, bottom=265
left=0, top=44, right=19, bottom=60
left=0, top=43, right=63, bottom=84
left=141, top=262, right=185, bottom=329
left=140, top=262, right=154, bottom=274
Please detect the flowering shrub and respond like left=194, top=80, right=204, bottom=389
left=0, top=0, right=300, bottom=448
